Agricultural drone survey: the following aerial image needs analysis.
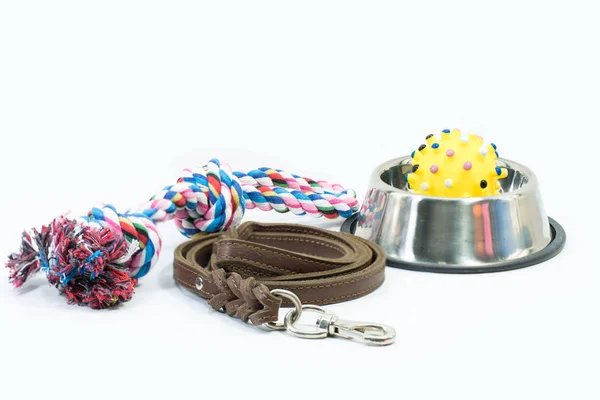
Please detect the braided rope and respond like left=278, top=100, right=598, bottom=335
left=135, top=159, right=358, bottom=235
left=235, top=167, right=358, bottom=219
left=6, top=158, right=358, bottom=309
left=234, top=168, right=352, bottom=195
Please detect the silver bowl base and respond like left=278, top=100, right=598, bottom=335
left=341, top=214, right=566, bottom=274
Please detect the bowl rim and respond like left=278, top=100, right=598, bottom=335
left=373, top=155, right=539, bottom=201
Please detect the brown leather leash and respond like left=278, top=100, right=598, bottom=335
left=173, top=221, right=395, bottom=345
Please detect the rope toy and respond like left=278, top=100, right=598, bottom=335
left=6, top=159, right=358, bottom=309
left=406, top=129, right=509, bottom=197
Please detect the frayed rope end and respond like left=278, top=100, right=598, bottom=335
left=5, top=216, right=138, bottom=309
left=6, top=225, right=52, bottom=288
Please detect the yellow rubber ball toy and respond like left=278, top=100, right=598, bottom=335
left=406, top=128, right=509, bottom=198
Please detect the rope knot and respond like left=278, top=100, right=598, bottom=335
left=78, top=204, right=161, bottom=279
left=149, top=159, right=245, bottom=237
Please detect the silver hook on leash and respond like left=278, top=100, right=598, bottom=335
left=264, top=289, right=396, bottom=346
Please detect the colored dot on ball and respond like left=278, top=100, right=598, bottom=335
left=426, top=134, right=434, bottom=139
left=491, top=143, right=497, bottom=150
left=432, top=143, right=440, bottom=149
left=445, top=179, right=453, bottom=188
left=411, top=151, right=416, bottom=158
left=495, top=151, right=499, bottom=158
left=412, top=164, right=420, bottom=173
left=446, top=149, right=455, bottom=157
left=442, top=129, right=451, bottom=133
left=430, top=165, right=439, bottom=174
left=480, top=180, right=488, bottom=189
left=495, top=167, right=502, bottom=176
left=418, top=144, right=426, bottom=151
left=463, top=161, right=472, bottom=170
left=420, top=182, right=429, bottom=191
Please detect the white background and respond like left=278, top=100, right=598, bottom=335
left=0, top=1, right=598, bottom=399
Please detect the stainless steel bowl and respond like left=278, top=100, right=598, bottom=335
left=342, top=156, right=566, bottom=273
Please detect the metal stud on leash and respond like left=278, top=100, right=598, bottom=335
left=264, top=289, right=396, bottom=346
